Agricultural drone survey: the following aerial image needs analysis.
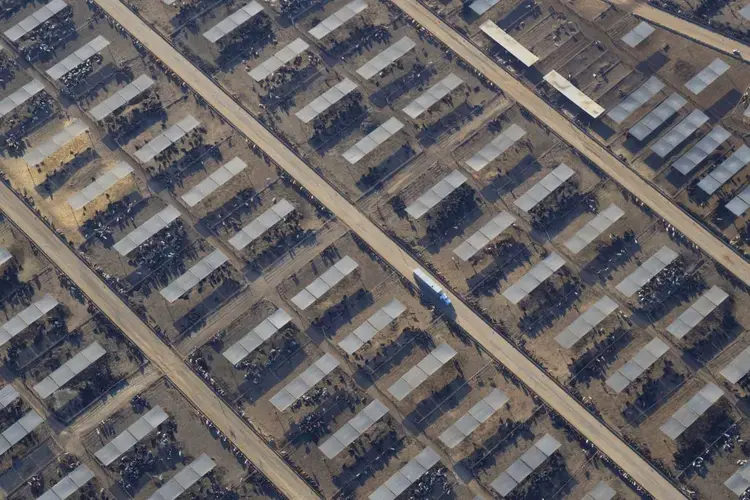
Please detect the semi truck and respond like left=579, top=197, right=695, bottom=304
left=413, top=268, right=451, bottom=306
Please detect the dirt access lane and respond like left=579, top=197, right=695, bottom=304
left=617, top=0, right=750, bottom=62
left=90, top=0, right=686, bottom=497
left=0, top=183, right=319, bottom=500
left=390, top=0, right=750, bottom=289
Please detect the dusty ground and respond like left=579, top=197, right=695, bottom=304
left=83, top=376, right=277, bottom=499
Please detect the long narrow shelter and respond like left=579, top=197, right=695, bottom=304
left=0, top=294, right=58, bottom=347
left=33, top=342, right=107, bottom=398
left=543, top=71, right=604, bottom=117
left=46, top=36, right=110, bottom=81
left=342, top=118, right=403, bottom=164
left=0, top=79, right=45, bottom=118
left=222, top=308, right=292, bottom=365
left=338, top=299, right=406, bottom=355
left=405, top=170, right=467, bottom=219
left=94, top=406, right=169, bottom=465
left=368, top=448, right=441, bottom=499
left=134, top=116, right=200, bottom=163
left=24, top=120, right=88, bottom=167
left=660, top=383, right=724, bottom=439
left=89, top=75, right=155, bottom=121
left=615, top=246, right=679, bottom=297
left=318, top=399, right=389, bottom=459
left=270, top=354, right=340, bottom=411
left=387, top=344, right=457, bottom=401
left=606, top=338, right=669, bottom=393
left=67, top=162, right=134, bottom=210
left=480, top=20, right=538, bottom=67
left=202, top=1, right=264, bottom=43
left=113, top=205, right=181, bottom=256
left=490, top=435, right=561, bottom=496
left=465, top=124, right=525, bottom=172
left=438, top=389, right=509, bottom=448
left=309, top=0, right=367, bottom=39
left=290, top=256, right=359, bottom=310
left=160, top=250, right=229, bottom=303
left=502, top=253, right=566, bottom=305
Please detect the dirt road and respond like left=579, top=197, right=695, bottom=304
left=89, top=0, right=685, bottom=497
left=0, top=183, right=319, bottom=500
left=620, top=0, right=750, bottom=62
left=392, top=0, right=750, bottom=288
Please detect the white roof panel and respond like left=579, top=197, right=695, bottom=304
left=223, top=308, right=292, bottom=365
left=660, top=383, right=723, bottom=439
left=685, top=58, right=730, bottom=95
left=135, top=116, right=200, bottom=163
left=319, top=399, right=387, bottom=458
left=0, top=79, right=45, bottom=118
left=454, top=211, right=515, bottom=261
left=667, top=286, right=728, bottom=339
left=607, top=76, right=663, bottom=124
left=480, top=20, right=538, bottom=66
left=490, top=434, right=560, bottom=496
left=295, top=78, right=357, bottom=123
left=37, top=464, right=94, bottom=500
left=290, top=256, right=358, bottom=310
left=0, top=410, right=43, bottom=456
left=725, top=463, right=750, bottom=496
left=368, top=447, right=440, bottom=500
left=24, top=119, right=89, bottom=167
left=5, top=0, right=67, bottom=42
left=33, top=342, right=106, bottom=399
left=0, top=294, right=58, bottom=347
left=90, top=75, right=155, bottom=121
left=564, top=204, right=625, bottom=254
left=725, top=185, right=750, bottom=216
left=228, top=198, right=294, bottom=250
left=621, top=21, right=655, bottom=48
left=555, top=296, right=618, bottom=348
left=203, top=2, right=264, bottom=43
left=113, top=205, right=181, bottom=256
left=503, top=253, right=566, bottom=305
left=160, top=249, right=228, bottom=303
left=405, top=170, right=467, bottom=219
left=544, top=70, right=604, bottom=117
left=46, top=36, right=110, bottom=81
left=357, top=37, right=416, bottom=80
left=342, top=117, right=403, bottom=165
left=439, top=389, right=508, bottom=448
left=309, top=0, right=367, bottom=39
left=465, top=123, right=525, bottom=171
left=721, top=346, right=750, bottom=384
left=387, top=343, right=456, bottom=401
left=470, top=0, right=500, bottom=15
left=270, top=354, right=340, bottom=411
left=615, top=246, right=678, bottom=297
left=514, top=163, right=574, bottom=213
left=181, top=157, right=246, bottom=207
left=339, top=299, right=405, bottom=355
left=147, top=454, right=215, bottom=500
left=68, top=161, right=134, bottom=210
left=698, top=145, right=750, bottom=195
left=402, top=73, right=463, bottom=119
left=582, top=482, right=617, bottom=500
left=629, top=93, right=687, bottom=141
left=673, top=125, right=731, bottom=174
left=249, top=38, right=309, bottom=81
left=0, top=386, right=18, bottom=410
left=651, top=109, right=709, bottom=157
left=606, top=338, right=669, bottom=393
